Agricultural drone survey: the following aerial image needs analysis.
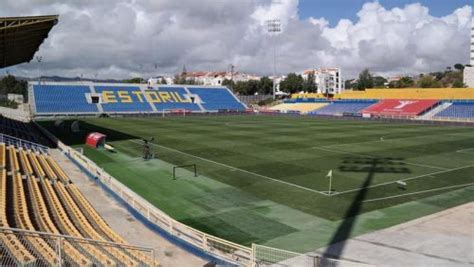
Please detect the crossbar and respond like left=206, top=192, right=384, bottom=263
left=173, top=164, right=197, bottom=180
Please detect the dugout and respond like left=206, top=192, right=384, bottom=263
left=86, top=132, right=106, bottom=148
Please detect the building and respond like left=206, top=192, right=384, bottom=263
left=185, top=71, right=260, bottom=86
left=302, top=68, right=345, bottom=94
left=463, top=19, right=474, bottom=88
left=147, top=75, right=174, bottom=86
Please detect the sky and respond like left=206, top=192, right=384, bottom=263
left=1, top=0, right=473, bottom=79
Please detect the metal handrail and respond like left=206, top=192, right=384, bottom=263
left=0, top=133, right=49, bottom=152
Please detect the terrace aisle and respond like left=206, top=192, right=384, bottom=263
left=316, top=202, right=474, bottom=266
left=49, top=149, right=207, bottom=267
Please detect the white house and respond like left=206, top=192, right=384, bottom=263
left=302, top=68, right=345, bottom=94
left=463, top=19, right=474, bottom=88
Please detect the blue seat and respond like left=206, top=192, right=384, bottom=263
left=94, top=86, right=153, bottom=112
left=152, top=87, right=201, bottom=111
left=434, top=102, right=474, bottom=119
left=309, top=101, right=376, bottom=115
left=33, top=85, right=97, bottom=113
left=187, top=87, right=246, bottom=111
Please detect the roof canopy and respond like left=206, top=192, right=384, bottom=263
left=0, top=15, right=59, bottom=68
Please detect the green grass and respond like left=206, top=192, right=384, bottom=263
left=38, top=115, right=474, bottom=252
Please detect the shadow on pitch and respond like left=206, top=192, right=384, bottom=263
left=39, top=119, right=140, bottom=146
left=322, top=156, right=410, bottom=260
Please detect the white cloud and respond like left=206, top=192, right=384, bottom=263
left=1, top=0, right=472, bottom=79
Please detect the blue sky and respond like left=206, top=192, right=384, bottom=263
left=298, top=0, right=473, bottom=25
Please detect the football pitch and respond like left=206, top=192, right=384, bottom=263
left=39, top=115, right=474, bottom=252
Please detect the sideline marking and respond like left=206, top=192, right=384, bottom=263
left=456, top=148, right=474, bottom=155
left=333, top=164, right=474, bottom=196
left=129, top=139, right=330, bottom=196
left=362, top=183, right=474, bottom=203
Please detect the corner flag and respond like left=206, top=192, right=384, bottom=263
left=327, top=169, right=333, bottom=195
left=326, top=169, right=333, bottom=178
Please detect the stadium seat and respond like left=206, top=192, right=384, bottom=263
left=151, top=86, right=201, bottom=112
left=0, top=169, right=36, bottom=265
left=361, top=99, right=439, bottom=116
left=33, top=84, right=99, bottom=113
left=25, top=176, right=92, bottom=265
left=39, top=179, right=116, bottom=265
left=27, top=151, right=46, bottom=178
left=336, top=88, right=474, bottom=100
left=187, top=86, right=246, bottom=111
left=11, top=173, right=57, bottom=266
left=66, top=184, right=156, bottom=265
left=94, top=86, right=153, bottom=113
left=434, top=102, right=474, bottom=119
left=18, top=150, right=33, bottom=176
left=0, top=144, right=5, bottom=169
left=53, top=182, right=138, bottom=266
left=32, top=83, right=247, bottom=114
left=309, top=101, right=377, bottom=116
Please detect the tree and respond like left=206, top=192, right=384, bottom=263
left=122, top=77, right=144, bottom=83
left=372, top=76, right=387, bottom=88
left=452, top=80, right=466, bottom=88
left=399, top=76, right=415, bottom=88
left=279, top=73, right=304, bottom=94
left=0, top=75, right=27, bottom=100
left=160, top=77, right=167, bottom=85
left=356, top=69, right=373, bottom=90
left=344, top=79, right=356, bottom=89
left=222, top=79, right=234, bottom=89
left=454, top=63, right=464, bottom=71
left=303, top=72, right=317, bottom=92
left=258, top=76, right=273, bottom=94
left=417, top=75, right=442, bottom=88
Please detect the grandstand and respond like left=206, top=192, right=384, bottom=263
left=0, top=117, right=155, bottom=265
left=269, top=88, right=474, bottom=122
left=434, top=102, right=474, bottom=119
left=308, top=100, right=376, bottom=116
left=31, top=82, right=246, bottom=115
left=334, top=88, right=474, bottom=100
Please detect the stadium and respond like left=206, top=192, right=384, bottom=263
left=0, top=3, right=473, bottom=267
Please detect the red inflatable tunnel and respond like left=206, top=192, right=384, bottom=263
left=86, top=132, right=106, bottom=148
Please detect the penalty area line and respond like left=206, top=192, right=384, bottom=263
left=362, top=183, right=474, bottom=203
left=129, top=139, right=330, bottom=196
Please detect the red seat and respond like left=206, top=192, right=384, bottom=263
left=362, top=99, right=438, bottom=116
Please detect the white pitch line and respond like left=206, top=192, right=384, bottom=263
left=362, top=183, right=474, bottom=203
left=312, top=146, right=447, bottom=170
left=129, top=139, right=330, bottom=196
left=333, top=164, right=474, bottom=196
left=456, top=148, right=474, bottom=155
left=319, top=131, right=473, bottom=150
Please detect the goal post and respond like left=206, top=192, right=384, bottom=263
left=173, top=164, right=198, bottom=180
left=162, top=109, right=188, bottom=117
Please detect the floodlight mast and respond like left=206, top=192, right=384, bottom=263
left=266, top=19, right=281, bottom=100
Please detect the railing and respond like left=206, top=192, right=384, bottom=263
left=252, top=244, right=374, bottom=267
left=33, top=121, right=253, bottom=266
left=0, top=133, right=48, bottom=153
left=0, top=227, right=155, bottom=266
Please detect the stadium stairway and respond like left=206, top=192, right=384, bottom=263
left=417, top=102, right=452, bottom=120
left=48, top=148, right=207, bottom=267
